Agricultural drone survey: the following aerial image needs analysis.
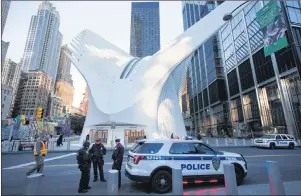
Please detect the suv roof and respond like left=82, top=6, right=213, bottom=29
left=142, top=139, right=204, bottom=144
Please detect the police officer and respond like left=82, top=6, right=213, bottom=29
left=77, top=140, right=92, bottom=193
left=112, top=138, right=124, bottom=189
left=89, top=138, right=107, bottom=182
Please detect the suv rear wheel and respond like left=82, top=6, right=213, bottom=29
left=288, top=143, right=295, bottom=149
left=151, top=170, right=172, bottom=194
left=269, top=143, right=276, bottom=149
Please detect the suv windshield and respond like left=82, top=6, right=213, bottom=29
left=261, top=135, right=275, bottom=139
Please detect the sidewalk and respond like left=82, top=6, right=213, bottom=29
left=182, top=181, right=301, bottom=195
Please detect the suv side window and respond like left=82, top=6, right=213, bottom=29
left=169, top=143, right=198, bottom=154
left=287, top=135, right=295, bottom=140
left=276, top=135, right=282, bottom=140
left=281, top=135, right=288, bottom=140
left=135, top=143, right=163, bottom=154
left=194, top=143, right=215, bottom=155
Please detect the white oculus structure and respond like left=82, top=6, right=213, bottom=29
left=67, top=1, right=247, bottom=145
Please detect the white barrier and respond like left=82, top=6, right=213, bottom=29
left=172, top=167, right=183, bottom=195
left=107, top=170, right=118, bottom=195
left=266, top=161, right=285, bottom=195
left=223, top=164, right=238, bottom=195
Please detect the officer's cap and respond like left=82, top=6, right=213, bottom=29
left=115, top=138, right=120, bottom=142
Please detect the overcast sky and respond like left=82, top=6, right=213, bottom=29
left=3, top=1, right=183, bottom=107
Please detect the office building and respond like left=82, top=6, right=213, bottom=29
left=1, top=41, right=9, bottom=67
left=70, top=106, right=83, bottom=116
left=220, top=1, right=301, bottom=139
left=56, top=45, right=73, bottom=85
left=2, top=59, right=21, bottom=90
left=47, top=93, right=63, bottom=118
left=80, top=85, right=89, bottom=115
left=1, top=85, right=13, bottom=120
left=12, top=71, right=52, bottom=118
left=130, top=2, right=160, bottom=57
left=21, top=1, right=62, bottom=89
left=55, top=45, right=74, bottom=106
left=1, top=0, right=11, bottom=36
left=55, top=80, right=74, bottom=106
left=182, top=1, right=228, bottom=137
left=2, top=59, right=22, bottom=116
left=1, top=1, right=11, bottom=68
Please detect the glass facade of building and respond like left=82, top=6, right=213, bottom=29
left=220, top=1, right=301, bottom=139
left=21, top=1, right=62, bottom=90
left=182, top=1, right=301, bottom=139
left=130, top=2, right=160, bottom=58
left=182, top=1, right=229, bottom=137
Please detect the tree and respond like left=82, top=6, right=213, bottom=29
left=70, top=115, right=86, bottom=135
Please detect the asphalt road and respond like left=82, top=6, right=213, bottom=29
left=2, top=147, right=301, bottom=195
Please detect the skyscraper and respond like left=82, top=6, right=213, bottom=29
left=21, top=1, right=62, bottom=89
left=130, top=2, right=160, bottom=57
left=56, top=45, right=73, bottom=85
left=182, top=1, right=228, bottom=137
left=12, top=71, right=52, bottom=117
left=1, top=0, right=11, bottom=36
left=1, top=0, right=11, bottom=68
left=55, top=45, right=74, bottom=107
left=2, top=59, right=22, bottom=117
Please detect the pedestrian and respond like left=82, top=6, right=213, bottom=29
left=57, top=134, right=63, bottom=146
left=89, top=138, right=107, bottom=182
left=197, top=133, right=202, bottom=140
left=26, top=135, right=48, bottom=176
left=171, top=133, right=174, bottom=139
left=112, top=138, right=124, bottom=189
left=77, top=140, right=92, bottom=193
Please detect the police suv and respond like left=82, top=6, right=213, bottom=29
left=125, top=139, right=247, bottom=194
left=254, top=134, right=297, bottom=149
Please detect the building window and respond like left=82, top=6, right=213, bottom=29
left=238, top=59, right=254, bottom=91
left=242, top=90, right=260, bottom=121
left=275, top=43, right=298, bottom=74
left=253, top=48, right=275, bottom=84
left=227, top=69, right=240, bottom=97
left=258, top=83, right=287, bottom=131
left=230, top=97, right=244, bottom=122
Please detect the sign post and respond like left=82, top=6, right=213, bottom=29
left=256, top=1, right=288, bottom=57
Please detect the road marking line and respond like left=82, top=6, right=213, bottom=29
left=2, top=153, right=77, bottom=170
left=4, top=162, right=127, bottom=169
left=245, top=154, right=301, bottom=158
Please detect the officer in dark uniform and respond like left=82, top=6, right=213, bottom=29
left=89, top=138, right=107, bottom=182
left=77, top=140, right=92, bottom=193
left=112, top=138, right=124, bottom=189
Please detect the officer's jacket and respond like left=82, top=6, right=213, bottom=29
left=112, top=143, right=124, bottom=162
left=77, top=147, right=91, bottom=165
left=89, top=143, right=106, bottom=158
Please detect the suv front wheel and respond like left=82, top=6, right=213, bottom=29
left=151, top=170, right=172, bottom=194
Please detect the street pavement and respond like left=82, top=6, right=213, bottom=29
left=2, top=147, right=301, bottom=195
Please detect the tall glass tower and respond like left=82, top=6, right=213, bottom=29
left=130, top=2, right=160, bottom=58
left=182, top=1, right=228, bottom=137
left=21, top=1, right=62, bottom=89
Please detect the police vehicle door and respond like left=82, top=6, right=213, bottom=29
left=275, top=135, right=283, bottom=147
left=279, top=135, right=289, bottom=147
left=168, top=142, right=201, bottom=176
left=194, top=143, right=217, bottom=175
